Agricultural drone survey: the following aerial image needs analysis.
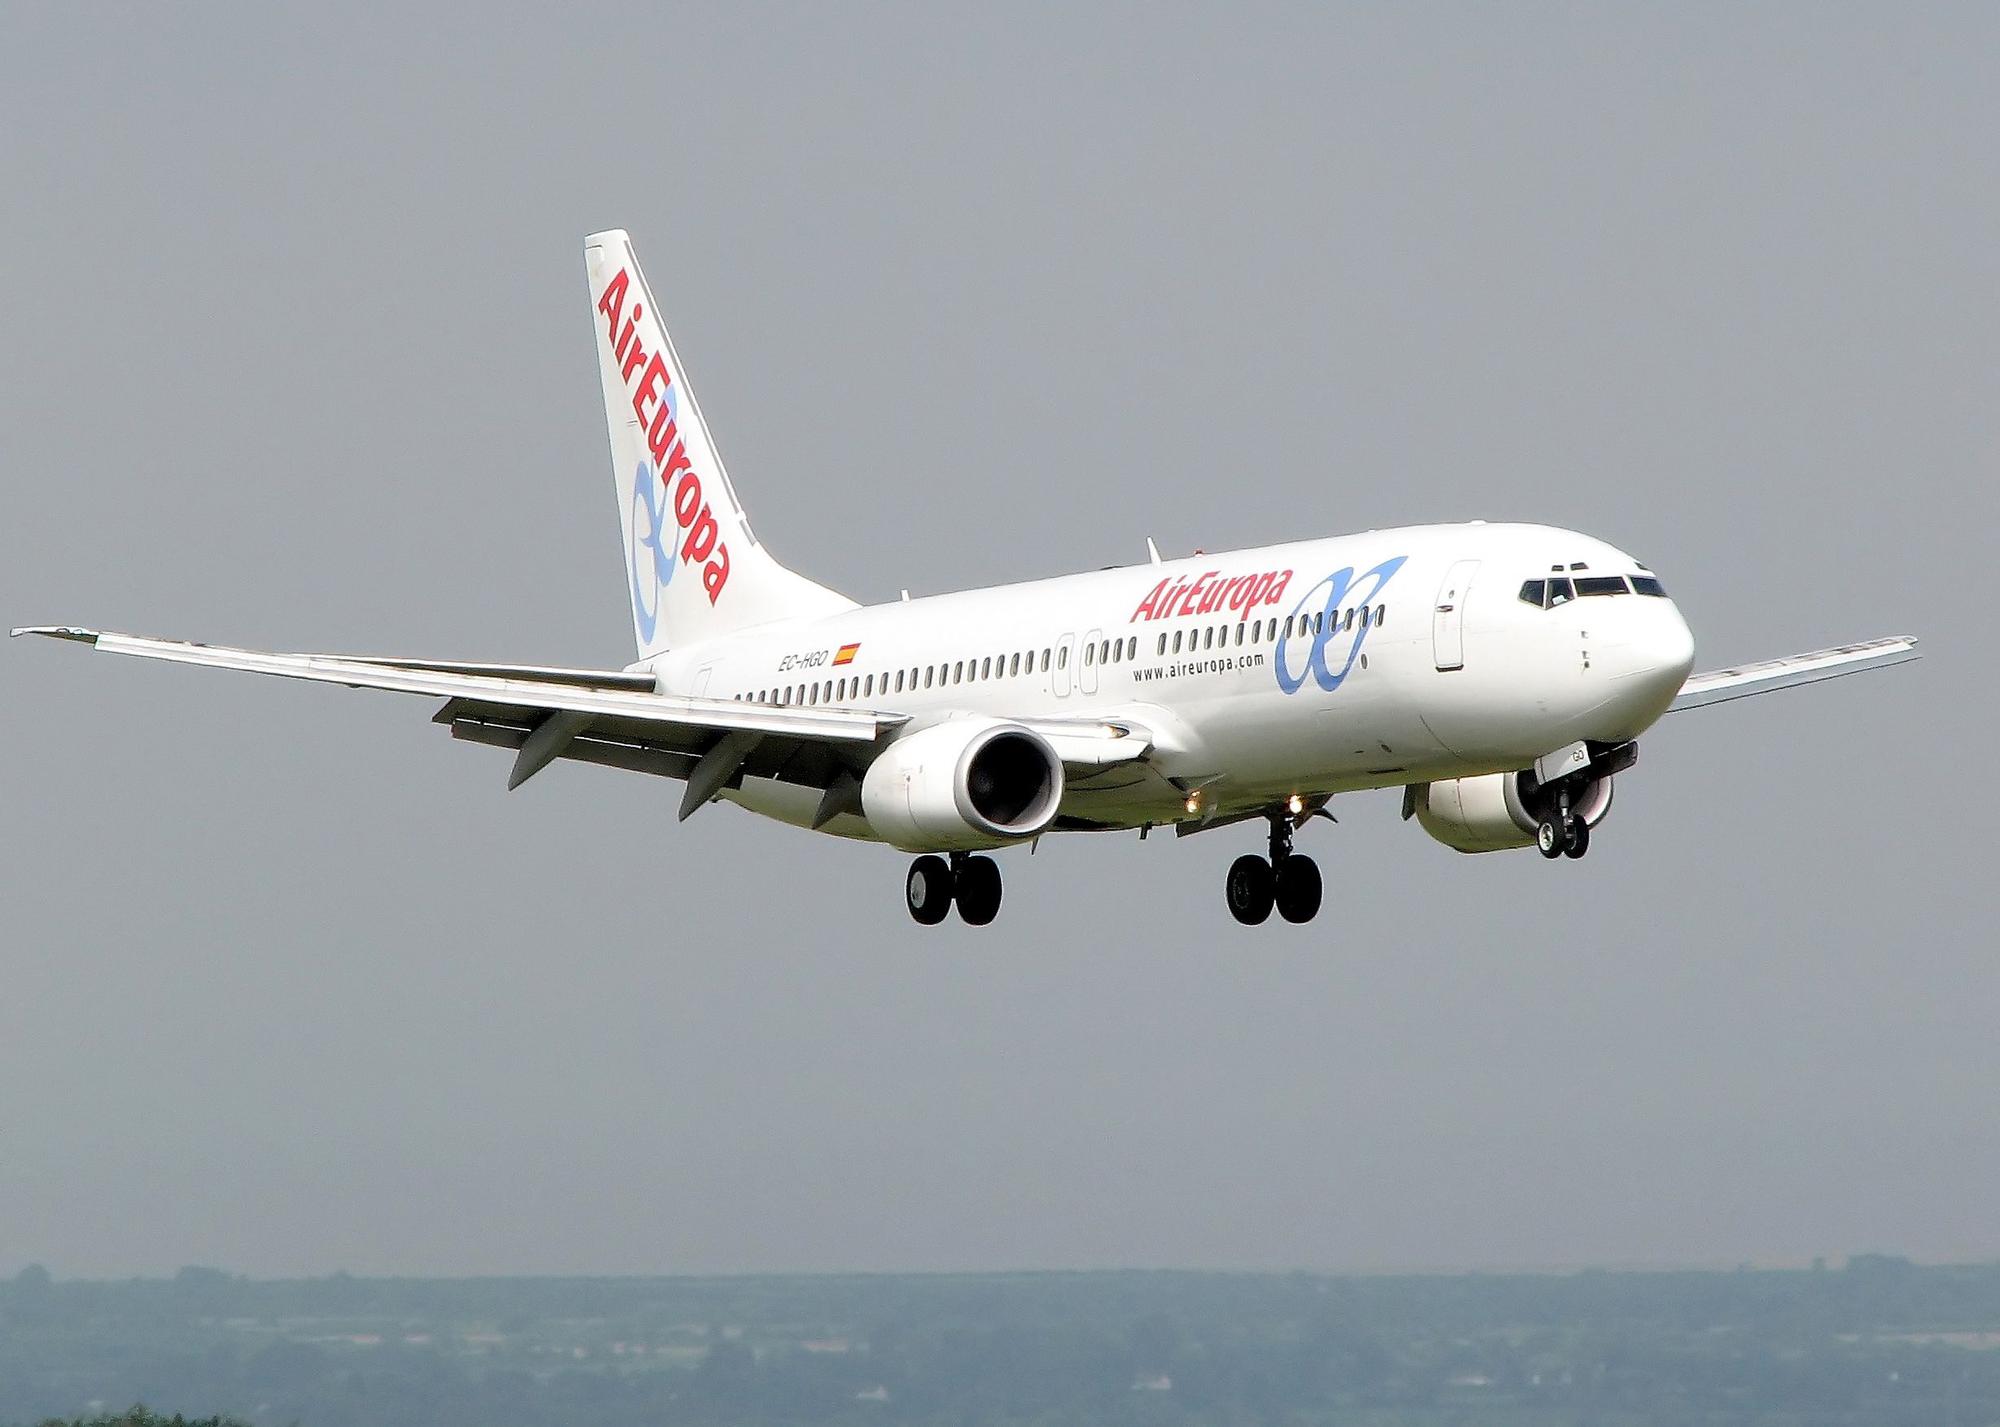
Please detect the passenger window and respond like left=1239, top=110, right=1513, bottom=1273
left=1359, top=607, right=1370, bottom=629
left=1201, top=627, right=1212, bottom=650
left=1009, top=653, right=1020, bottom=676
left=1375, top=604, right=1385, bottom=627
left=952, top=661, right=963, bottom=683
left=1057, top=646, right=1068, bottom=669
left=1083, top=644, right=1094, bottom=667
left=980, top=656, right=991, bottom=679
left=1040, top=649, right=1051, bottom=672
left=1127, top=636, right=1137, bottom=659
left=894, top=670, right=904, bottom=693
left=1173, top=630, right=1183, bottom=653
left=1157, top=633, right=1167, bottom=656
left=924, top=666, right=934, bottom=688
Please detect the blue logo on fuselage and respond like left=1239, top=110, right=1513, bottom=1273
left=1273, top=554, right=1408, bottom=695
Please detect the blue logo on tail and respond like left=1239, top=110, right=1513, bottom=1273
left=629, top=460, right=676, bottom=644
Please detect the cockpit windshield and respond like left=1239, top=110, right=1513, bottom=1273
left=1519, top=571, right=1668, bottom=609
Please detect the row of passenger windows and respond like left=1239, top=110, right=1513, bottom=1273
left=1152, top=605, right=1385, bottom=656
left=736, top=644, right=1072, bottom=708
left=1518, top=574, right=1668, bottom=609
left=729, top=603, right=1392, bottom=707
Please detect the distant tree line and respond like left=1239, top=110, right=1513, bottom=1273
left=6, top=1258, right=2000, bottom=1427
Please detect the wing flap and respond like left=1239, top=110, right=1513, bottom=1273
left=1668, top=636, right=1919, bottom=712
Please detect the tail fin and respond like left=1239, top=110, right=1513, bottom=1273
left=585, top=229, right=854, bottom=658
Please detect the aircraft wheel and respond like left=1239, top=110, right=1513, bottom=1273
left=1274, top=854, right=1323, bottom=924
left=1536, top=819, right=1565, bottom=859
left=906, top=855, right=954, bottom=925
left=954, top=855, right=1003, bottom=926
left=1563, top=820, right=1591, bottom=860
left=1226, top=854, right=1275, bottom=926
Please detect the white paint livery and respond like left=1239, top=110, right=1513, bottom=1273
left=14, top=231, right=1921, bottom=926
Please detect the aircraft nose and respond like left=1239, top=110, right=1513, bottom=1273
left=1599, top=603, right=1696, bottom=734
left=1641, top=604, right=1696, bottom=692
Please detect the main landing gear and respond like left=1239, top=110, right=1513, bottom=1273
left=1225, top=811, right=1324, bottom=926
left=905, top=851, right=1004, bottom=927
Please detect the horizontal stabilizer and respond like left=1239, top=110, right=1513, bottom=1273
left=1668, top=636, right=1919, bottom=712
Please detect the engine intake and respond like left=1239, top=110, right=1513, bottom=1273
left=1412, top=769, right=1614, bottom=854
left=862, top=718, right=1065, bottom=851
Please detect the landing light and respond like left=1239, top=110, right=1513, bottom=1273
left=1184, top=792, right=1201, bottom=815
left=1287, top=794, right=1304, bottom=816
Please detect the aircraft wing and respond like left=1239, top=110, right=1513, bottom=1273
left=1667, top=636, right=1920, bottom=713
left=12, top=626, right=906, bottom=812
left=1010, top=715, right=1155, bottom=771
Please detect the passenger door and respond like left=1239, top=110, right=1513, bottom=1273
left=1433, top=560, right=1480, bottom=671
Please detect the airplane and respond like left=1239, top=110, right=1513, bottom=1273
left=14, top=229, right=1919, bottom=927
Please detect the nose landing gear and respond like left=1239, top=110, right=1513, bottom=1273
left=1534, top=783, right=1594, bottom=860
left=1225, top=810, right=1324, bottom=925
left=904, top=851, right=1004, bottom=926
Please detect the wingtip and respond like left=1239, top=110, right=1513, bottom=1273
left=11, top=625, right=102, bottom=643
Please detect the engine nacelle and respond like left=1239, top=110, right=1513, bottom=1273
left=1412, top=770, right=1614, bottom=853
left=861, top=718, right=1065, bottom=852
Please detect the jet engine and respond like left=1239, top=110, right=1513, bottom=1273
left=861, top=718, right=1065, bottom=852
left=1411, top=769, right=1614, bottom=853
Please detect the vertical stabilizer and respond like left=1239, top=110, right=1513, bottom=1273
left=585, top=229, right=853, bottom=658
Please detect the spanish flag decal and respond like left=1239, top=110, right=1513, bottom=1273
left=833, top=642, right=860, bottom=666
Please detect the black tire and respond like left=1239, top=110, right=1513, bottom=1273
left=1274, top=854, right=1323, bottom=924
left=1536, top=820, right=1564, bottom=859
left=954, top=855, right=1003, bottom=926
left=1563, top=820, right=1591, bottom=859
left=906, top=855, right=953, bottom=925
left=1226, top=854, right=1275, bottom=925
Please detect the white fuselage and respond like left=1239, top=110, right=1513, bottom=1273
left=647, top=522, right=1697, bottom=840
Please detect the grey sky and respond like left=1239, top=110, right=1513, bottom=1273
left=2, top=3, right=1992, bottom=1279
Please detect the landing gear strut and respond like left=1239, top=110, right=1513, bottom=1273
left=1226, top=810, right=1323, bottom=925
left=905, top=852, right=1004, bottom=926
left=1535, top=783, right=1592, bottom=861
